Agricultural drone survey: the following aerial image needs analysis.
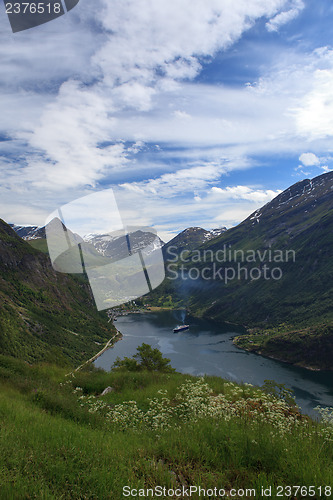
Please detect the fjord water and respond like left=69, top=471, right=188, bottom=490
left=95, top=310, right=333, bottom=417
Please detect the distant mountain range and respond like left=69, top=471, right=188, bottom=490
left=11, top=223, right=226, bottom=261
left=9, top=224, right=46, bottom=240
left=84, top=230, right=164, bottom=260
left=10, top=223, right=164, bottom=255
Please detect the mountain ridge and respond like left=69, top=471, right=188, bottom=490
left=150, top=171, right=333, bottom=369
left=163, top=226, right=227, bottom=259
left=187, top=171, right=333, bottom=325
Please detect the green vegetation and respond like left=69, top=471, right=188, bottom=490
left=28, top=237, right=49, bottom=253
left=0, top=350, right=332, bottom=498
left=234, top=324, right=333, bottom=370
left=1, top=175, right=332, bottom=495
left=0, top=219, right=115, bottom=365
left=113, top=342, right=175, bottom=372
left=150, top=172, right=333, bottom=370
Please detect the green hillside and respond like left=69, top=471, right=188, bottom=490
left=156, top=172, right=333, bottom=325
left=0, top=219, right=115, bottom=366
left=234, top=324, right=333, bottom=371
left=150, top=172, right=333, bottom=369
left=0, top=353, right=332, bottom=499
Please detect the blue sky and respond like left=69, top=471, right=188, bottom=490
left=0, top=0, right=333, bottom=241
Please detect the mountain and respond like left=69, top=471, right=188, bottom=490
left=163, top=226, right=227, bottom=259
left=236, top=171, right=333, bottom=243
left=84, top=230, right=164, bottom=260
left=151, top=172, right=333, bottom=369
left=0, top=219, right=114, bottom=365
left=9, top=224, right=45, bottom=240
left=173, top=171, right=333, bottom=323
left=11, top=223, right=164, bottom=262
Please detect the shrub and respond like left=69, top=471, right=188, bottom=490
left=112, top=343, right=175, bottom=373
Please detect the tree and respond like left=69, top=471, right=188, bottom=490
left=112, top=343, right=175, bottom=373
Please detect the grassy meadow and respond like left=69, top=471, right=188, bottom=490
left=0, top=353, right=332, bottom=499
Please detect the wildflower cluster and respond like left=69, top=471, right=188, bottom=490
left=314, top=406, right=333, bottom=442
left=73, top=379, right=333, bottom=441
left=173, top=378, right=213, bottom=423
left=75, top=386, right=173, bottom=430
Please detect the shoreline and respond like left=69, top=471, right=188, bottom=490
left=190, top=312, right=331, bottom=373
left=145, top=306, right=183, bottom=312
left=108, top=305, right=182, bottom=321
left=88, top=329, right=123, bottom=364
left=105, top=309, right=330, bottom=373
left=232, top=340, right=330, bottom=372
left=67, top=330, right=123, bottom=375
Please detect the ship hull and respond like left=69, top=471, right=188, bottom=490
left=173, top=325, right=189, bottom=333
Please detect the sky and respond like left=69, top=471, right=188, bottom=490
left=1, top=0, right=333, bottom=241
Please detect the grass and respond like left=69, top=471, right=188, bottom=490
left=0, top=356, right=332, bottom=499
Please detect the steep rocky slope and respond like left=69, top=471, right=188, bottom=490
left=0, top=219, right=113, bottom=365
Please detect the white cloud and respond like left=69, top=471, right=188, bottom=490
left=0, top=5, right=103, bottom=89
left=0, top=0, right=313, bottom=229
left=95, top=0, right=289, bottom=87
left=13, top=81, right=128, bottom=190
left=121, top=163, right=226, bottom=198
left=0, top=203, right=48, bottom=226
left=211, top=185, right=280, bottom=204
left=266, top=0, right=304, bottom=32
left=173, top=110, right=191, bottom=120
left=294, top=165, right=311, bottom=176
left=296, top=151, right=333, bottom=176
left=1, top=0, right=297, bottom=194
left=299, top=152, right=320, bottom=166
left=295, top=67, right=333, bottom=139
left=112, top=82, right=156, bottom=112
left=213, top=207, right=262, bottom=226
left=114, top=170, right=281, bottom=240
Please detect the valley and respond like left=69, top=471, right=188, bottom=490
left=6, top=171, right=333, bottom=371
left=1, top=173, right=333, bottom=497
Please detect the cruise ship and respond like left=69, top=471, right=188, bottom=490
left=173, top=324, right=189, bottom=333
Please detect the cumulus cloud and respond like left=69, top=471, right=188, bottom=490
left=1, top=0, right=297, bottom=194
left=295, top=66, right=333, bottom=139
left=94, top=0, right=289, bottom=87
left=296, top=151, right=333, bottom=176
left=299, top=152, right=320, bottom=166
left=0, top=0, right=313, bottom=230
left=16, top=80, right=129, bottom=190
